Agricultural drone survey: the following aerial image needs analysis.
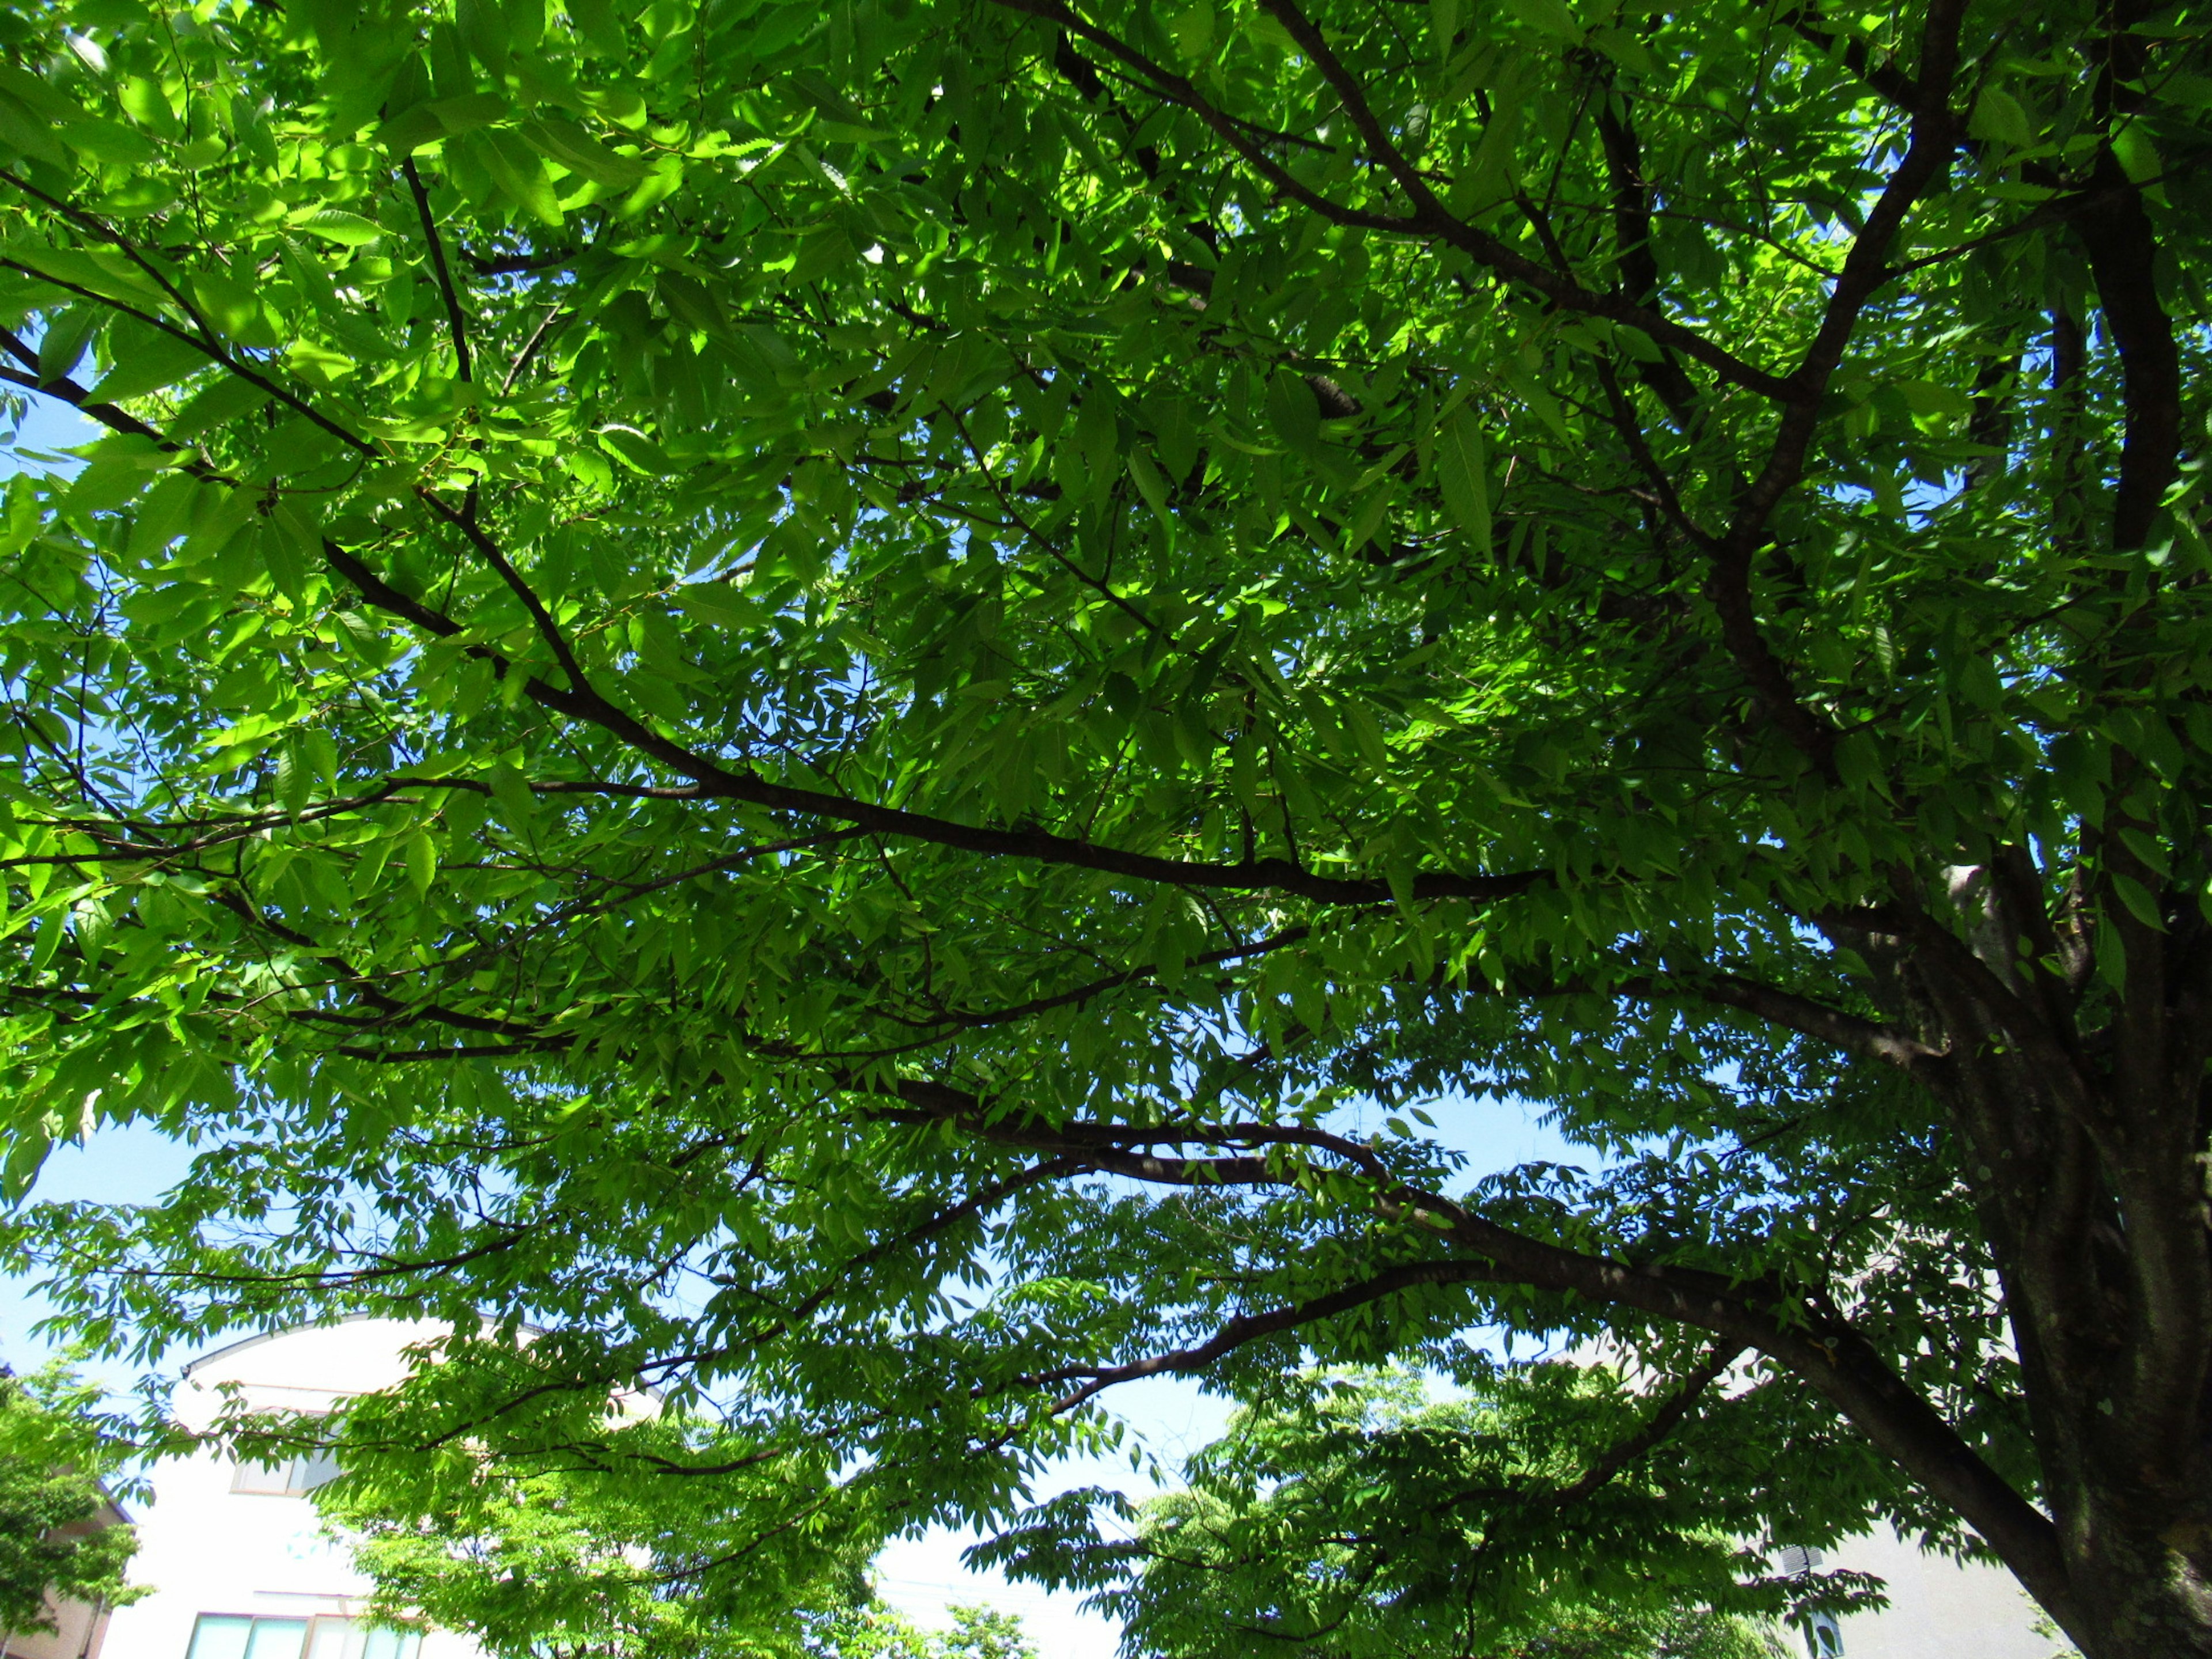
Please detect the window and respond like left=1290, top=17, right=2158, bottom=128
left=229, top=1445, right=343, bottom=1497
left=305, top=1618, right=424, bottom=1659
left=184, top=1616, right=310, bottom=1659
left=185, top=1616, right=422, bottom=1659
left=1776, top=1544, right=1825, bottom=1575
left=1805, top=1609, right=1845, bottom=1658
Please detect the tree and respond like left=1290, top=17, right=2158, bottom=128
left=809, top=1603, right=1039, bottom=1659
left=0, top=0, right=2203, bottom=1654
left=313, top=1402, right=886, bottom=1659
left=0, top=1363, right=143, bottom=1635
left=983, top=1369, right=1819, bottom=1659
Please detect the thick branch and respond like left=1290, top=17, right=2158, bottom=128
left=1020, top=1258, right=1502, bottom=1413
left=2075, top=153, right=2181, bottom=552
left=888, top=1084, right=2076, bottom=1628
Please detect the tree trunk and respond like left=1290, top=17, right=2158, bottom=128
left=2055, top=1494, right=2212, bottom=1658
left=1854, top=863, right=2212, bottom=1659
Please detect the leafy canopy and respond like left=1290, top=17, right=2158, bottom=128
left=0, top=1362, right=145, bottom=1634
left=986, top=1369, right=1812, bottom=1659
left=0, top=0, right=2207, bottom=1654
left=317, top=1402, right=885, bottom=1659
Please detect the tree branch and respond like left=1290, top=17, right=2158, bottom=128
left=993, top=0, right=1798, bottom=403
left=1535, top=1340, right=1744, bottom=1510
left=882, top=1082, right=2076, bottom=1629
left=1707, top=0, right=1969, bottom=774
left=403, top=156, right=474, bottom=384
left=1020, top=1258, right=1503, bottom=1414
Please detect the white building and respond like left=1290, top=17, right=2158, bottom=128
left=99, top=1318, right=482, bottom=1659
left=1793, top=1528, right=2062, bottom=1659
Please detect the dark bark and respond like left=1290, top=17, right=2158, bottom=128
left=1847, top=866, right=2212, bottom=1659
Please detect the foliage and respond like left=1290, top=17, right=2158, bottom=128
left=983, top=1371, right=1810, bottom=1659
left=808, top=1603, right=1038, bottom=1659
left=0, top=1363, right=144, bottom=1632
left=313, top=1394, right=885, bottom=1659
left=0, top=0, right=2205, bottom=1654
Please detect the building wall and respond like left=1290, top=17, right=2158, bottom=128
left=0, top=1482, right=127, bottom=1659
left=1817, top=1527, right=2065, bottom=1659
left=0, top=1585, right=112, bottom=1659
left=96, top=1320, right=480, bottom=1659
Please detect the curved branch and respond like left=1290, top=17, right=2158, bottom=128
left=883, top=1080, right=2075, bottom=1628
left=1020, top=1257, right=1502, bottom=1413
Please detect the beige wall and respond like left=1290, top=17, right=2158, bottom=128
left=0, top=1492, right=128, bottom=1659
left=1820, top=1527, right=2065, bottom=1659
left=0, top=1597, right=113, bottom=1659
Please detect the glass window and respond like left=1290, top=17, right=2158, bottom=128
left=186, top=1616, right=255, bottom=1659
left=362, top=1626, right=423, bottom=1659
left=301, top=1618, right=422, bottom=1659
left=187, top=1615, right=310, bottom=1659
left=244, top=1620, right=311, bottom=1659
left=230, top=1458, right=297, bottom=1496
left=230, top=1447, right=344, bottom=1497
left=1777, top=1544, right=1825, bottom=1575
left=294, top=1446, right=345, bottom=1493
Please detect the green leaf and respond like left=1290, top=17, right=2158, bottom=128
left=59, top=119, right=156, bottom=168
left=0, top=90, right=72, bottom=167
left=657, top=272, right=738, bottom=345
left=1433, top=408, right=1491, bottom=551
left=275, top=739, right=312, bottom=817
left=0, top=62, right=76, bottom=125
left=403, top=832, right=438, bottom=898
left=677, top=581, right=753, bottom=627
left=190, top=272, right=278, bottom=348
left=0, top=240, right=171, bottom=311
left=169, top=372, right=271, bottom=440
left=519, top=116, right=649, bottom=189
left=2111, top=124, right=2165, bottom=201
left=1074, top=389, right=1120, bottom=498
left=599, top=425, right=678, bottom=474
left=1127, top=449, right=1171, bottom=521
left=294, top=209, right=385, bottom=247
left=256, top=521, right=305, bottom=601
left=90, top=328, right=210, bottom=403
left=457, top=0, right=513, bottom=78
left=1503, top=0, right=1582, bottom=41
left=1264, top=371, right=1320, bottom=456
left=269, top=502, right=322, bottom=601
left=567, top=0, right=629, bottom=56
left=1169, top=1, right=1217, bottom=63
left=1969, top=87, right=2036, bottom=150
left=488, top=763, right=536, bottom=835
left=2111, top=873, right=2165, bottom=931
left=476, top=129, right=566, bottom=226
left=376, top=92, right=510, bottom=154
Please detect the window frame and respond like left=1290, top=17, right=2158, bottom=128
left=183, top=1611, right=313, bottom=1659
left=228, top=1445, right=344, bottom=1498
left=184, top=1612, right=426, bottom=1659
left=305, top=1613, right=426, bottom=1659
